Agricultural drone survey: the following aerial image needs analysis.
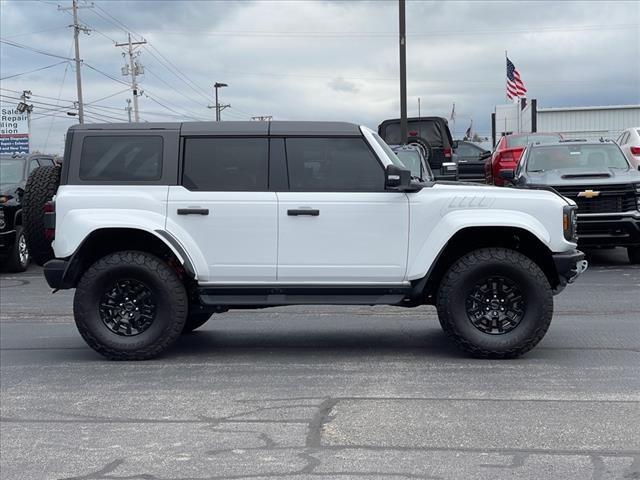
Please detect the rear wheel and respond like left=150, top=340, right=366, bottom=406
left=74, top=250, right=188, bottom=360
left=5, top=226, right=30, bottom=272
left=628, top=246, right=640, bottom=264
left=23, top=165, right=60, bottom=266
left=436, top=247, right=553, bottom=358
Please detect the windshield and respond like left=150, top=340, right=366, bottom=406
left=0, top=158, right=25, bottom=184
left=527, top=144, right=630, bottom=172
left=508, top=134, right=561, bottom=148
left=395, top=150, right=431, bottom=180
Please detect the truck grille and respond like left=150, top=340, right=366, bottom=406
left=552, top=184, right=638, bottom=214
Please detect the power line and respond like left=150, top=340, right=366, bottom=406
left=0, top=61, right=69, bottom=80
left=84, top=63, right=130, bottom=86
left=2, top=26, right=68, bottom=39
left=0, top=38, right=74, bottom=60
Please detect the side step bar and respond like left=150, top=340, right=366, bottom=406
left=198, top=285, right=411, bottom=306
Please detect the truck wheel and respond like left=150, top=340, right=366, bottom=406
left=74, top=250, right=188, bottom=360
left=182, top=312, right=212, bottom=333
left=5, top=226, right=30, bottom=272
left=627, top=246, right=640, bottom=264
left=436, top=247, right=553, bottom=359
left=23, top=165, right=60, bottom=266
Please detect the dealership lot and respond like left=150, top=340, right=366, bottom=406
left=1, top=248, right=639, bottom=480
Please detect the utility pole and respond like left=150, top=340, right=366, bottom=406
left=398, top=0, right=408, bottom=144
left=116, top=33, right=146, bottom=122
left=59, top=0, right=91, bottom=124
left=125, top=98, right=132, bottom=122
left=207, top=82, right=229, bottom=121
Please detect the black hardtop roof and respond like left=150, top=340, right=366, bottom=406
left=69, top=121, right=362, bottom=136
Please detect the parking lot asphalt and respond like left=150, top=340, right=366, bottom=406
left=0, top=248, right=639, bottom=480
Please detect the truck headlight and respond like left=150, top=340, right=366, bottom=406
left=563, top=205, right=578, bottom=242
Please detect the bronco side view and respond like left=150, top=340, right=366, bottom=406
left=27, top=121, right=586, bottom=360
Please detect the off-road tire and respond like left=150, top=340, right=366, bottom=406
left=74, top=250, right=188, bottom=360
left=5, top=226, right=30, bottom=272
left=23, top=165, right=60, bottom=266
left=407, top=137, right=433, bottom=165
left=436, top=247, right=553, bottom=359
left=627, top=246, right=640, bottom=265
left=182, top=312, right=212, bottom=333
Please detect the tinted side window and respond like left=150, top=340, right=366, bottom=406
left=183, top=138, right=268, bottom=191
left=80, top=136, right=162, bottom=181
left=456, top=143, right=477, bottom=156
left=286, top=137, right=383, bottom=192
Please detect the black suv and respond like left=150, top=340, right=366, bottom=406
left=0, top=154, right=56, bottom=271
left=503, top=140, right=640, bottom=264
left=378, top=117, right=458, bottom=180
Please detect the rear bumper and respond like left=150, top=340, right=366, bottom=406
left=552, top=249, right=588, bottom=293
left=577, top=213, right=640, bottom=247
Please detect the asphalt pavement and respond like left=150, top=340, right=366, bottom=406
left=1, top=248, right=639, bottom=480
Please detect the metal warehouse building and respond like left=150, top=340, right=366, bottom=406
left=492, top=102, right=640, bottom=146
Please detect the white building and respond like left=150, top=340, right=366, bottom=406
left=491, top=102, right=640, bottom=146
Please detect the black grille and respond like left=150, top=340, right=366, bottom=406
left=552, top=184, right=638, bottom=214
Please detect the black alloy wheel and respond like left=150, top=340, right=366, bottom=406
left=99, top=279, right=157, bottom=336
left=465, top=276, right=525, bottom=335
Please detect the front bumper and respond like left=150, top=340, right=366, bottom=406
left=0, top=230, right=17, bottom=255
left=552, top=249, right=588, bottom=293
left=577, top=213, right=640, bottom=247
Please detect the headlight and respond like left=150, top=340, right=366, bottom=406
left=563, top=205, right=578, bottom=242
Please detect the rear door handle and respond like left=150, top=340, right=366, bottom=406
left=177, top=208, right=209, bottom=215
left=287, top=208, right=320, bottom=216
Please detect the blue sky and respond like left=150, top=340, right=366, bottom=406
left=1, top=0, right=638, bottom=153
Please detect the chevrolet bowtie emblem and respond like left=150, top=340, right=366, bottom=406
left=577, top=190, right=601, bottom=199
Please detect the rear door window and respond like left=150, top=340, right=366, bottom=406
left=285, top=137, right=383, bottom=191
left=80, top=136, right=163, bottom=181
left=182, top=137, right=268, bottom=191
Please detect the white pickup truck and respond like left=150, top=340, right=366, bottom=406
left=24, top=121, right=586, bottom=360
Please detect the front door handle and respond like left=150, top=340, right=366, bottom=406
left=287, top=208, right=320, bottom=216
left=177, top=208, right=209, bottom=215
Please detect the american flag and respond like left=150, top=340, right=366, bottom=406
left=506, top=57, right=527, bottom=99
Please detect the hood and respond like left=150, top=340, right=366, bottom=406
left=526, top=167, right=640, bottom=186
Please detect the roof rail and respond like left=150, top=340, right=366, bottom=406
left=558, top=139, right=588, bottom=143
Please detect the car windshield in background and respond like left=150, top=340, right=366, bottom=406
left=507, top=134, right=560, bottom=148
left=0, top=159, right=25, bottom=184
left=370, top=133, right=406, bottom=169
left=527, top=144, right=630, bottom=172
left=395, top=150, right=426, bottom=179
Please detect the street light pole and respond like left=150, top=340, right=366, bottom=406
left=399, top=0, right=408, bottom=144
left=212, top=82, right=229, bottom=121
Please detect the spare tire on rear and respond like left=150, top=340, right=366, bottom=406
left=23, top=165, right=60, bottom=266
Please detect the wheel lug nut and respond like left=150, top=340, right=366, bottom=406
left=135, top=307, right=139, bottom=311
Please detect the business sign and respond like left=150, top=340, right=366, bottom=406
left=0, top=105, right=29, bottom=155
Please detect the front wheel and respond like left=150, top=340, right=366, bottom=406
left=74, top=251, right=188, bottom=360
left=627, top=246, right=640, bottom=265
left=436, top=248, right=553, bottom=358
left=5, top=226, right=30, bottom=272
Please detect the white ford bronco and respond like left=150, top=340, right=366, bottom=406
left=26, top=121, right=587, bottom=360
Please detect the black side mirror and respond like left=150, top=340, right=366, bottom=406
left=451, top=140, right=459, bottom=149
left=499, top=169, right=515, bottom=181
left=480, top=151, right=492, bottom=160
left=385, top=164, right=412, bottom=190
left=15, top=187, right=25, bottom=197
